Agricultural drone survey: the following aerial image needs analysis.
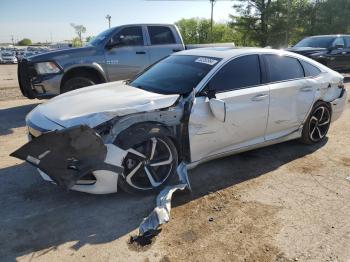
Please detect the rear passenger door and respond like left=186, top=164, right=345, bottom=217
left=146, top=26, right=183, bottom=64
left=263, top=54, right=316, bottom=140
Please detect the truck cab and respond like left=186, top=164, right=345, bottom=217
left=18, top=24, right=186, bottom=99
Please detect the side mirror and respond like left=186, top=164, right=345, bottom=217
left=209, top=98, right=226, bottom=122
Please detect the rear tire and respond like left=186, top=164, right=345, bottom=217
left=61, top=75, right=96, bottom=93
left=115, top=125, right=178, bottom=194
left=300, top=101, right=331, bottom=144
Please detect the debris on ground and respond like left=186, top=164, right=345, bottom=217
left=130, top=162, right=191, bottom=247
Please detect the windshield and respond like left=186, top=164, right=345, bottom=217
left=294, top=36, right=335, bottom=48
left=88, top=27, right=115, bottom=46
left=130, top=55, right=221, bottom=95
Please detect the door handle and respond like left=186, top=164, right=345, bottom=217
left=136, top=51, right=146, bottom=54
left=300, top=86, right=313, bottom=92
left=251, top=94, right=268, bottom=101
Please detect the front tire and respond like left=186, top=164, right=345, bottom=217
left=61, top=76, right=96, bottom=93
left=116, top=125, right=178, bottom=194
left=300, top=101, right=331, bottom=144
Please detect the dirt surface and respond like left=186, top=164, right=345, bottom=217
left=0, top=64, right=349, bottom=262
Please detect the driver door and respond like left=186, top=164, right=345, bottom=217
left=189, top=55, right=269, bottom=163
left=105, top=26, right=150, bottom=81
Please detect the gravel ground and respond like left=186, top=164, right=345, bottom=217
left=0, top=65, right=349, bottom=262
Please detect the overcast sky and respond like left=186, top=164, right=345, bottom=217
left=0, top=0, right=235, bottom=43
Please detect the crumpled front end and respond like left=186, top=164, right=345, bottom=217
left=11, top=125, right=127, bottom=194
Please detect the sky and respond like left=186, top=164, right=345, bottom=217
left=0, top=0, right=235, bottom=43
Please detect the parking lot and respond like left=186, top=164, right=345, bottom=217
left=0, top=64, right=349, bottom=261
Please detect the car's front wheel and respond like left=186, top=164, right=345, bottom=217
left=61, top=75, right=96, bottom=93
left=300, top=101, right=331, bottom=144
left=116, top=126, right=178, bottom=194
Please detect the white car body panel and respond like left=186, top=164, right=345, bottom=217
left=21, top=48, right=347, bottom=194
left=28, top=81, right=179, bottom=128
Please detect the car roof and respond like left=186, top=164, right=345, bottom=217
left=307, top=34, right=350, bottom=38
left=173, top=47, right=296, bottom=59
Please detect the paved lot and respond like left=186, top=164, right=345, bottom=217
left=0, top=65, right=349, bottom=262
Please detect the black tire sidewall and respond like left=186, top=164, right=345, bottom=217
left=116, top=126, right=178, bottom=195
left=301, top=101, right=331, bottom=144
left=61, top=76, right=96, bottom=93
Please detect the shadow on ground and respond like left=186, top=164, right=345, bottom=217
left=0, top=136, right=327, bottom=261
left=0, top=103, right=39, bottom=135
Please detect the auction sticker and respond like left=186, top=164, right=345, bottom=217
left=195, top=57, right=218, bottom=66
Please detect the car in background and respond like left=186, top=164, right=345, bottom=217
left=12, top=48, right=347, bottom=194
left=288, top=35, right=350, bottom=72
left=1, top=52, right=18, bottom=64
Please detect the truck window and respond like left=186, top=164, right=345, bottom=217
left=111, top=26, right=144, bottom=46
left=148, top=26, right=176, bottom=45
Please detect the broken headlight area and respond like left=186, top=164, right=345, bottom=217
left=10, top=125, right=124, bottom=189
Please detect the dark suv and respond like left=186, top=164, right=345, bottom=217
left=288, top=35, right=350, bottom=71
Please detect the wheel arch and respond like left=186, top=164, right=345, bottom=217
left=60, top=65, right=107, bottom=91
left=113, top=121, right=183, bottom=159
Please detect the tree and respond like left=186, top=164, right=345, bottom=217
left=70, top=23, right=86, bottom=47
left=17, top=38, right=32, bottom=46
left=175, top=18, right=237, bottom=44
left=230, top=0, right=350, bottom=48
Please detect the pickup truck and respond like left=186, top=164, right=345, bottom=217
left=18, top=23, right=234, bottom=99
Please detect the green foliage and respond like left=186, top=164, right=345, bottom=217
left=230, top=0, right=350, bottom=48
left=85, top=36, right=94, bottom=43
left=175, top=18, right=237, bottom=44
left=70, top=23, right=87, bottom=47
left=17, top=38, right=32, bottom=46
left=72, top=37, right=82, bottom=48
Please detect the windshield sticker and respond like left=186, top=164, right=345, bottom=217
left=195, top=57, right=218, bottom=66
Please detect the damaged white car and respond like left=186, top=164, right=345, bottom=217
left=12, top=48, right=347, bottom=194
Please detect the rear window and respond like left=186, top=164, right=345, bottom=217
left=148, top=26, right=176, bottom=45
left=344, top=36, right=350, bottom=48
left=300, top=60, right=321, bottom=77
left=264, top=54, right=304, bottom=82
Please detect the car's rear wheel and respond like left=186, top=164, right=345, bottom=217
left=117, top=127, right=178, bottom=194
left=300, top=101, right=331, bottom=144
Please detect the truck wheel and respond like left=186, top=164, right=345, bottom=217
left=300, top=101, right=331, bottom=144
left=61, top=76, right=96, bottom=93
left=115, top=124, right=178, bottom=194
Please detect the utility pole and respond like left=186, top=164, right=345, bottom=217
left=11, top=35, right=14, bottom=45
left=210, top=0, right=216, bottom=40
left=285, top=0, right=291, bottom=47
left=106, top=14, right=111, bottom=29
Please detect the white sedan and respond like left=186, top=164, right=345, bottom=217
left=12, top=48, right=347, bottom=194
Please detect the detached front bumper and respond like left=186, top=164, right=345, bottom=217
left=11, top=125, right=127, bottom=194
left=18, top=59, right=62, bottom=99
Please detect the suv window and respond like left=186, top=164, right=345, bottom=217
left=264, top=54, right=304, bottom=82
left=208, top=55, right=261, bottom=92
left=111, top=26, right=144, bottom=46
left=343, top=36, right=350, bottom=48
left=148, top=26, right=176, bottom=45
left=300, top=60, right=321, bottom=77
left=333, top=37, right=345, bottom=47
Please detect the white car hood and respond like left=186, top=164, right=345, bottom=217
left=30, top=81, right=179, bottom=128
